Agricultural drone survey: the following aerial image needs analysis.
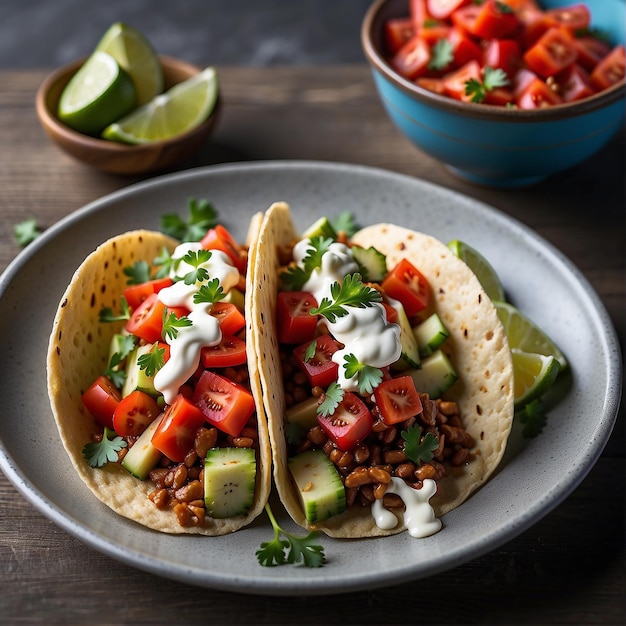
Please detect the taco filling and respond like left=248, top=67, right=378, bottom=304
left=251, top=203, right=514, bottom=539
left=47, top=218, right=271, bottom=535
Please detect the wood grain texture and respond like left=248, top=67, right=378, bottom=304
left=0, top=66, right=624, bottom=624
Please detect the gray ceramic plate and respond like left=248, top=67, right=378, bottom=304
left=0, top=161, right=620, bottom=596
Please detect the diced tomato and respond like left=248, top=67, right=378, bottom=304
left=200, top=225, right=247, bottom=274
left=512, top=67, right=539, bottom=97
left=317, top=392, right=373, bottom=451
left=590, top=45, right=626, bottom=91
left=442, top=59, right=481, bottom=101
left=418, top=22, right=451, bottom=47
left=294, top=334, right=341, bottom=388
left=427, top=0, right=470, bottom=20
left=381, top=258, right=431, bottom=317
left=201, top=335, right=247, bottom=368
left=123, top=277, right=173, bottom=311
left=523, top=27, right=578, bottom=78
left=471, top=0, right=520, bottom=40
left=448, top=27, right=483, bottom=68
left=210, top=302, right=246, bottom=336
left=450, top=4, right=481, bottom=33
left=483, top=39, right=522, bottom=80
left=125, top=293, right=166, bottom=344
left=381, top=301, right=399, bottom=324
left=374, top=376, right=423, bottom=425
left=516, top=77, right=563, bottom=109
left=384, top=18, right=415, bottom=55
left=416, top=76, right=447, bottom=94
left=573, top=37, right=612, bottom=72
left=192, top=370, right=255, bottom=437
left=151, top=394, right=206, bottom=462
left=391, top=35, right=431, bottom=80
left=498, top=0, right=540, bottom=10
left=545, top=3, right=590, bottom=32
left=557, top=64, right=595, bottom=102
left=276, top=291, right=319, bottom=344
left=484, top=86, right=515, bottom=106
left=82, top=375, right=122, bottom=429
left=112, top=390, right=161, bottom=437
left=411, top=0, right=434, bottom=26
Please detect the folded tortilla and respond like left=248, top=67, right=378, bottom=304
left=250, top=202, right=514, bottom=538
left=47, top=221, right=271, bottom=535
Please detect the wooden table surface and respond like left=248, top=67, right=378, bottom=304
left=1, top=66, right=624, bottom=625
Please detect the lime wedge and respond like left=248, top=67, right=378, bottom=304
left=495, top=301, right=568, bottom=370
left=95, top=22, right=163, bottom=105
left=511, top=350, right=561, bottom=408
left=448, top=239, right=505, bottom=302
left=102, top=67, right=218, bottom=144
left=58, top=51, right=136, bottom=135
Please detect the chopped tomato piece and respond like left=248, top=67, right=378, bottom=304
left=442, top=59, right=481, bottom=101
left=545, top=3, right=590, bottom=32
left=317, top=392, right=373, bottom=451
left=381, top=301, right=399, bottom=324
left=384, top=18, right=415, bottom=55
left=82, top=375, right=122, bottom=429
left=573, top=37, right=611, bottom=72
left=484, top=87, right=515, bottom=106
left=512, top=68, right=539, bottom=98
left=523, top=27, right=578, bottom=78
left=381, top=258, right=431, bottom=317
left=418, top=22, right=451, bottom=47
left=374, top=376, right=423, bottom=425
left=276, top=291, right=319, bottom=344
left=448, top=27, right=483, bottom=68
left=557, top=64, right=595, bottom=102
left=427, top=0, right=470, bottom=20
left=471, top=0, right=520, bottom=40
left=192, top=370, right=255, bottom=437
left=590, top=45, right=626, bottom=91
left=201, top=335, right=247, bottom=368
left=391, top=34, right=431, bottom=80
left=210, top=301, right=246, bottom=336
left=112, top=390, right=161, bottom=437
left=410, top=0, right=434, bottom=26
left=200, top=225, right=247, bottom=274
left=124, top=277, right=173, bottom=311
left=416, top=76, right=447, bottom=94
left=294, top=334, right=341, bottom=388
left=125, top=293, right=166, bottom=344
left=450, top=4, right=481, bottom=33
left=516, top=77, right=563, bottom=109
left=483, top=39, right=522, bottom=79
left=151, top=394, right=206, bottom=462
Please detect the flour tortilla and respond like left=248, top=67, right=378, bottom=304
left=47, top=223, right=271, bottom=535
left=251, top=202, right=514, bottom=538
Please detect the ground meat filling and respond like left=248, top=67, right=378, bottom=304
left=94, top=363, right=259, bottom=528
left=281, top=335, right=474, bottom=514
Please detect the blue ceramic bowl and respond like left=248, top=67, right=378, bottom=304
left=361, top=0, right=625, bottom=187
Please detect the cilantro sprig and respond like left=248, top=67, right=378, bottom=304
left=428, top=38, right=454, bottom=71
left=161, top=310, right=192, bottom=341
left=137, top=342, right=167, bottom=376
left=516, top=398, right=548, bottom=438
left=103, top=334, right=137, bottom=387
left=123, top=260, right=152, bottom=285
left=13, top=218, right=42, bottom=247
left=343, top=354, right=383, bottom=395
left=256, top=504, right=325, bottom=567
left=82, top=428, right=127, bottom=468
left=194, top=277, right=226, bottom=305
left=331, top=212, right=359, bottom=237
left=317, top=382, right=345, bottom=418
left=465, top=66, right=510, bottom=103
left=280, top=236, right=334, bottom=291
left=401, top=424, right=439, bottom=464
left=311, top=273, right=382, bottom=323
left=179, top=249, right=212, bottom=285
left=160, top=197, right=218, bottom=242
left=99, top=296, right=131, bottom=323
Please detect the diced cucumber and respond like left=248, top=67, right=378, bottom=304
left=351, top=245, right=387, bottom=282
left=407, top=349, right=457, bottom=399
left=121, top=414, right=164, bottom=479
left=223, top=287, right=245, bottom=312
left=204, top=447, right=257, bottom=518
left=301, top=216, right=338, bottom=241
left=288, top=449, right=346, bottom=524
left=122, top=344, right=158, bottom=397
left=286, top=396, right=320, bottom=430
left=389, top=300, right=421, bottom=371
left=413, top=313, right=449, bottom=358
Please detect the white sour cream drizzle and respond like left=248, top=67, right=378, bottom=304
left=154, top=242, right=240, bottom=405
left=294, top=238, right=440, bottom=537
left=372, top=478, right=442, bottom=538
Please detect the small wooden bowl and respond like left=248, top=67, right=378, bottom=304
left=36, top=56, right=221, bottom=175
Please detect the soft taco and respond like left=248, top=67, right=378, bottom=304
left=250, top=202, right=514, bottom=538
left=47, top=217, right=271, bottom=535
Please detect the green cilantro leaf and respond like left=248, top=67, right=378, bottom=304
left=160, top=197, right=219, bottom=242
left=331, top=212, right=360, bottom=237
left=428, top=38, right=454, bottom=71
left=124, top=260, right=152, bottom=285
left=103, top=335, right=137, bottom=387
left=82, top=427, right=127, bottom=468
left=13, top=218, right=42, bottom=247
left=194, top=277, right=225, bottom=305
left=516, top=398, right=548, bottom=438
left=311, top=273, right=382, bottom=323
left=465, top=66, right=510, bottom=103
left=317, top=382, right=345, bottom=418
left=279, top=236, right=334, bottom=291
left=343, top=354, right=383, bottom=395
left=280, top=264, right=311, bottom=291
left=180, top=249, right=212, bottom=285
left=99, top=296, right=131, bottom=323
left=304, top=339, right=317, bottom=362
left=495, top=1, right=513, bottom=13
left=401, top=424, right=439, bottom=464
left=256, top=504, right=325, bottom=567
left=162, top=310, right=193, bottom=341
left=137, top=342, right=167, bottom=377
left=285, top=421, right=306, bottom=446
left=153, top=247, right=175, bottom=279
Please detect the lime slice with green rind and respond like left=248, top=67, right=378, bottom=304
left=448, top=239, right=506, bottom=302
left=95, top=22, right=163, bottom=105
left=58, top=51, right=136, bottom=135
left=102, top=67, right=218, bottom=144
left=511, top=350, right=561, bottom=408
